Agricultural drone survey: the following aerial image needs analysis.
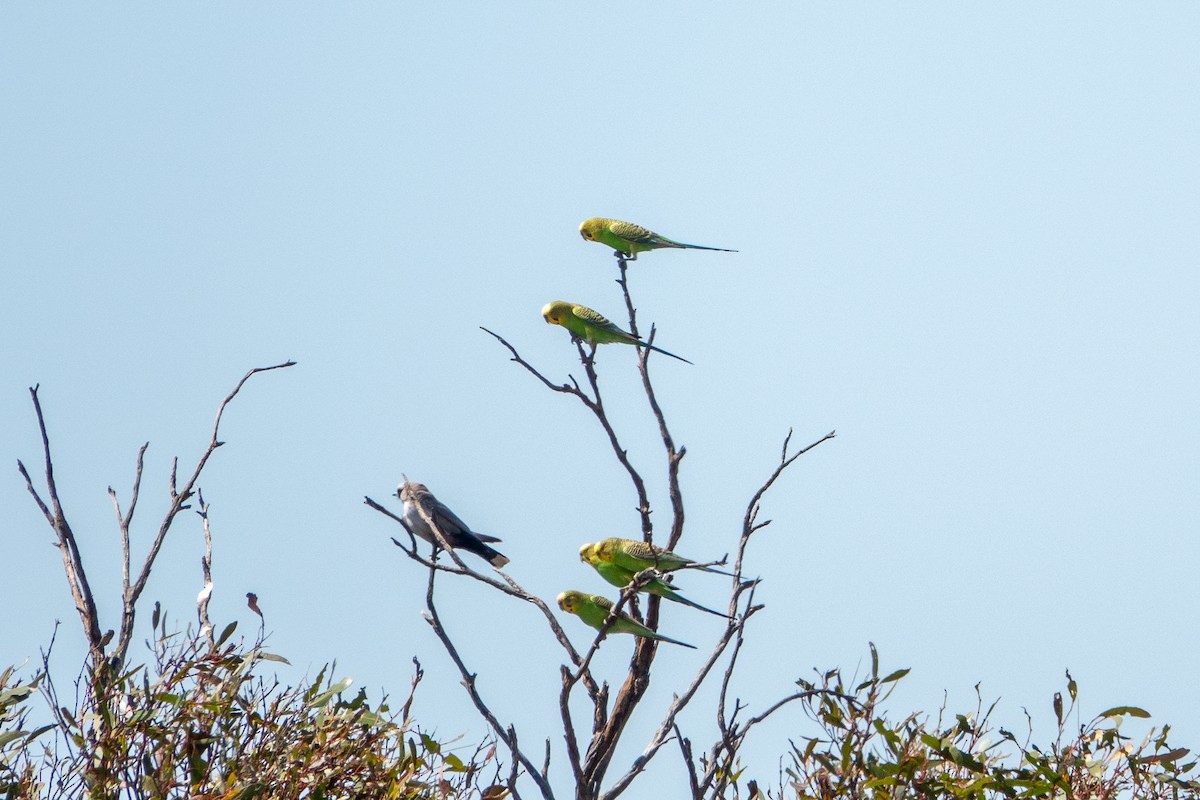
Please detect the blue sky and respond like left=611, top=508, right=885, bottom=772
left=3, top=3, right=1198, bottom=796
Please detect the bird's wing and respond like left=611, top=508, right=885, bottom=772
left=431, top=499, right=474, bottom=537
left=428, top=499, right=501, bottom=541
left=591, top=594, right=616, bottom=613
left=571, top=304, right=613, bottom=327
left=623, top=540, right=665, bottom=561
left=608, top=219, right=666, bottom=245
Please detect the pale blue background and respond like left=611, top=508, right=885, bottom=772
left=3, top=4, right=1198, bottom=796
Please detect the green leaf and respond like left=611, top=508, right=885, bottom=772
left=420, top=733, right=441, bottom=755
left=0, top=731, right=27, bottom=748
left=0, top=686, right=35, bottom=704
left=1099, top=706, right=1151, bottom=719
left=880, top=668, right=910, bottom=684
left=1138, top=748, right=1190, bottom=764
left=258, top=652, right=290, bottom=664
left=306, top=676, right=354, bottom=708
left=216, top=621, right=238, bottom=646
left=25, top=725, right=53, bottom=743
left=945, top=746, right=985, bottom=772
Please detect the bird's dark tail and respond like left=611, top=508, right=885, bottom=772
left=642, top=341, right=694, bottom=365
left=459, top=538, right=509, bottom=568
left=651, top=631, right=697, bottom=649
left=668, top=593, right=732, bottom=619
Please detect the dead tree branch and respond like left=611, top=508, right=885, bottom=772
left=196, top=490, right=216, bottom=649
left=17, top=362, right=296, bottom=677
left=18, top=386, right=105, bottom=664
left=114, top=360, right=296, bottom=668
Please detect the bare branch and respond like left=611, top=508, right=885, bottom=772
left=740, top=429, right=837, bottom=558
left=108, top=442, right=148, bottom=611
left=615, top=259, right=687, bottom=552
left=113, top=360, right=296, bottom=668
left=673, top=723, right=699, bottom=800
left=19, top=386, right=104, bottom=660
left=480, top=326, right=582, bottom=397
left=196, top=489, right=216, bottom=649
left=421, top=557, right=556, bottom=800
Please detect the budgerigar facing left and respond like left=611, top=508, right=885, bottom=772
left=557, top=590, right=696, bottom=649
left=541, top=301, right=692, bottom=365
left=579, top=217, right=736, bottom=261
left=580, top=543, right=729, bottom=619
left=591, top=537, right=731, bottom=577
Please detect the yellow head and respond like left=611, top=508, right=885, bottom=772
left=557, top=591, right=580, bottom=613
left=579, top=543, right=594, bottom=564
left=593, top=538, right=618, bottom=562
left=579, top=217, right=606, bottom=243
left=542, top=300, right=571, bottom=326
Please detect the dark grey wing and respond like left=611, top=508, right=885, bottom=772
left=431, top=498, right=502, bottom=543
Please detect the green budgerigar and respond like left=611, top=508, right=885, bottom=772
left=580, top=543, right=729, bottom=619
left=579, top=217, right=736, bottom=261
left=541, top=301, right=692, bottom=364
left=591, top=537, right=733, bottom=577
left=557, top=590, right=696, bottom=649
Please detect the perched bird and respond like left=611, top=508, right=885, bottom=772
left=591, top=537, right=732, bottom=577
left=579, top=217, right=736, bottom=261
left=541, top=301, right=692, bottom=365
left=397, top=481, right=509, bottom=568
left=557, top=590, right=696, bottom=649
left=580, top=543, right=730, bottom=619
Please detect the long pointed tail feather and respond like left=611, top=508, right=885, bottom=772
left=667, top=593, right=732, bottom=619
left=651, top=631, right=697, bottom=649
left=642, top=342, right=694, bottom=365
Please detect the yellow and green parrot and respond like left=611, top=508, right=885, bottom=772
left=591, top=537, right=732, bottom=577
left=580, top=543, right=729, bottom=619
left=579, top=217, right=736, bottom=261
left=541, top=301, right=692, bottom=364
left=557, top=590, right=696, bottom=649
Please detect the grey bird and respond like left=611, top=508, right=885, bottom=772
left=397, top=481, right=509, bottom=568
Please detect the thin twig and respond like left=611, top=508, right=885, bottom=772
left=615, top=259, right=686, bottom=551
left=108, top=442, right=148, bottom=607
